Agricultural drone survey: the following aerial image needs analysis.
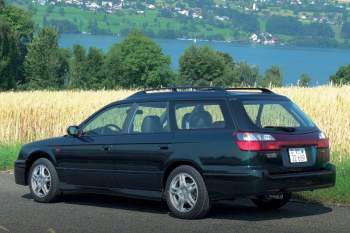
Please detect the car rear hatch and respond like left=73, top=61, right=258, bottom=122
left=231, top=97, right=330, bottom=174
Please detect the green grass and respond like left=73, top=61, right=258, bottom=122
left=298, top=157, right=350, bottom=204
left=0, top=144, right=349, bottom=204
left=0, top=144, right=21, bottom=170
left=32, top=6, right=237, bottom=40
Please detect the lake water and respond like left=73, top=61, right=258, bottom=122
left=59, top=33, right=350, bottom=85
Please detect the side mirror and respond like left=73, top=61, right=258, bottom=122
left=67, top=126, right=80, bottom=137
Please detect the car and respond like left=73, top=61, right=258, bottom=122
left=14, top=87, right=336, bottom=219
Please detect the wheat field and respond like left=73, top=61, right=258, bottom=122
left=0, top=87, right=349, bottom=162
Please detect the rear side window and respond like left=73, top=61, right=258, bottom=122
left=129, top=102, right=169, bottom=133
left=175, top=102, right=226, bottom=130
left=242, top=100, right=315, bottom=131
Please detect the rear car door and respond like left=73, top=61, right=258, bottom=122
left=109, top=101, right=173, bottom=194
left=172, top=100, right=237, bottom=167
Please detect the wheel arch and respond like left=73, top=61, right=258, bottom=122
left=25, top=150, right=56, bottom=185
left=161, top=160, right=203, bottom=191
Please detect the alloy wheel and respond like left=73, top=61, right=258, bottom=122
left=169, top=173, right=199, bottom=213
left=31, top=164, right=52, bottom=198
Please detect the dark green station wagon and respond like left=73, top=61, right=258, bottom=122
left=15, top=87, right=336, bottom=219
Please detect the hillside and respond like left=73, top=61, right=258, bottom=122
left=6, top=0, right=350, bottom=47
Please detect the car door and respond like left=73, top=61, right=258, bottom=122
left=57, top=103, right=134, bottom=188
left=171, top=100, right=238, bottom=198
left=109, top=101, right=173, bottom=193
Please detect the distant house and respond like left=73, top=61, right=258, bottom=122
left=192, top=13, right=203, bottom=19
left=37, top=0, right=47, bottom=6
left=300, top=14, right=307, bottom=20
left=215, top=16, right=229, bottom=21
left=102, top=1, right=113, bottom=8
left=86, top=2, right=101, bottom=11
left=252, top=3, right=258, bottom=11
left=178, top=9, right=189, bottom=16
left=146, top=4, right=156, bottom=9
left=250, top=32, right=276, bottom=45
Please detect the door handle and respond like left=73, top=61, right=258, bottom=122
left=159, top=145, right=169, bottom=151
left=102, top=146, right=111, bottom=152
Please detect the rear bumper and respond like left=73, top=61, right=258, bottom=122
left=14, top=160, right=27, bottom=185
left=204, top=164, right=336, bottom=200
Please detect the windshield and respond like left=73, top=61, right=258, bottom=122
left=241, top=100, right=316, bottom=132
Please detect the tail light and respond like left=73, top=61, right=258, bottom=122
left=317, top=132, right=329, bottom=148
left=235, top=131, right=330, bottom=151
left=235, top=132, right=279, bottom=151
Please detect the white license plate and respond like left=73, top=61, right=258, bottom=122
left=289, top=148, right=307, bottom=163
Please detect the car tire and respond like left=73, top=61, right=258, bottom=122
left=251, top=192, right=291, bottom=210
left=165, top=165, right=210, bottom=219
left=28, top=158, right=61, bottom=203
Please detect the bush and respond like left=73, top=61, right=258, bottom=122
left=330, top=64, right=350, bottom=85
left=299, top=73, right=311, bottom=87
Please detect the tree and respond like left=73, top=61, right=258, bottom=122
left=24, top=28, right=67, bottom=89
left=106, top=32, right=173, bottom=88
left=2, top=6, right=34, bottom=42
left=266, top=15, right=334, bottom=38
left=299, top=73, right=311, bottom=87
left=179, top=45, right=262, bottom=87
left=0, top=0, right=5, bottom=10
left=46, top=5, right=54, bottom=14
left=69, top=44, right=87, bottom=88
left=84, top=47, right=105, bottom=89
left=48, top=19, right=80, bottom=33
left=261, top=65, right=283, bottom=87
left=104, top=44, right=123, bottom=88
left=217, top=51, right=241, bottom=86
left=179, top=45, right=227, bottom=86
left=57, top=48, right=71, bottom=88
left=0, top=17, right=18, bottom=90
left=217, top=51, right=235, bottom=69
left=330, top=64, right=350, bottom=85
left=266, top=16, right=303, bottom=36
left=233, top=62, right=261, bottom=87
left=0, top=4, right=34, bottom=88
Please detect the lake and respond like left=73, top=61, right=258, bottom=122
left=59, top=33, right=350, bottom=85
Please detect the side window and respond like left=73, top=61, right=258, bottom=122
left=175, top=102, right=226, bottom=130
left=83, top=104, right=132, bottom=136
left=243, top=104, right=259, bottom=124
left=129, top=102, right=169, bottom=133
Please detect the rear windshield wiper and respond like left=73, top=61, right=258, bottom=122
left=263, top=126, right=297, bottom=132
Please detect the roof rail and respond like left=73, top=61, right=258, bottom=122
left=143, top=86, right=224, bottom=93
left=127, top=87, right=224, bottom=99
left=225, top=88, right=273, bottom=94
left=128, top=87, right=273, bottom=98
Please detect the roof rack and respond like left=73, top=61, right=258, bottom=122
left=225, top=87, right=273, bottom=93
left=143, top=86, right=224, bottom=93
left=128, top=86, right=273, bottom=98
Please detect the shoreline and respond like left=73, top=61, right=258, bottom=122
left=59, top=32, right=350, bottom=50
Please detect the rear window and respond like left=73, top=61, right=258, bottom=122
left=241, top=100, right=316, bottom=132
